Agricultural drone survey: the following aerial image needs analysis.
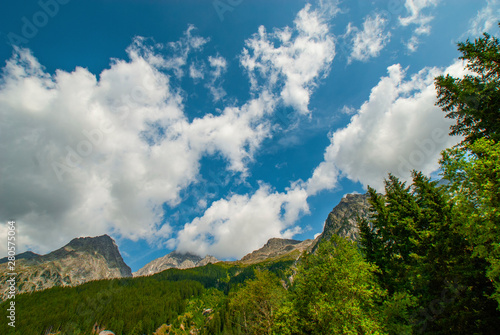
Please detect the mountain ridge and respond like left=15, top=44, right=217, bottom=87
left=134, top=251, right=219, bottom=277
left=238, top=237, right=314, bottom=264
left=0, top=234, right=132, bottom=300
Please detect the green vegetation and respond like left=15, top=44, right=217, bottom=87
left=440, top=138, right=500, bottom=307
left=0, top=259, right=295, bottom=335
left=360, top=173, right=498, bottom=333
left=285, top=236, right=390, bottom=334
left=0, top=276, right=204, bottom=335
left=435, top=28, right=500, bottom=145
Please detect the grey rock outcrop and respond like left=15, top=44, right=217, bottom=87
left=134, top=252, right=219, bottom=277
left=312, top=193, right=372, bottom=251
left=239, top=238, right=314, bottom=264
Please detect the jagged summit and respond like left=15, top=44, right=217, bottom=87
left=67, top=234, right=115, bottom=248
left=134, top=251, right=219, bottom=277
left=264, top=238, right=302, bottom=247
left=311, top=192, right=371, bottom=251
left=239, top=238, right=314, bottom=264
left=0, top=234, right=132, bottom=300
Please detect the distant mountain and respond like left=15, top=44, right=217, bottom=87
left=0, top=235, right=131, bottom=300
left=239, top=238, right=314, bottom=264
left=0, top=250, right=40, bottom=264
left=134, top=251, right=219, bottom=277
left=312, top=193, right=372, bottom=251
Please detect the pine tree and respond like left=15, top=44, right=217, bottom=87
left=435, top=25, right=500, bottom=145
left=360, top=172, right=499, bottom=333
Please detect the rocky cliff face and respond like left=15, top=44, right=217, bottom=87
left=134, top=252, right=219, bottom=277
left=0, top=235, right=131, bottom=300
left=312, top=193, right=372, bottom=250
left=239, top=238, right=314, bottom=264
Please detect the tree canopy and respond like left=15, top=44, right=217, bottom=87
left=435, top=26, right=500, bottom=145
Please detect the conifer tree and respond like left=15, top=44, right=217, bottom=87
left=435, top=25, right=500, bottom=145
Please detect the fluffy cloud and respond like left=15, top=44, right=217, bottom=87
left=172, top=4, right=340, bottom=257
left=208, top=55, right=227, bottom=79
left=0, top=39, right=272, bottom=256
left=161, top=25, right=209, bottom=78
left=185, top=92, right=276, bottom=173
left=399, top=0, right=439, bottom=51
left=189, top=62, right=205, bottom=80
left=0, top=44, right=191, bottom=255
left=399, top=0, right=439, bottom=33
left=175, top=184, right=309, bottom=259
left=467, top=0, right=500, bottom=36
left=0, top=3, right=338, bottom=258
left=406, top=35, right=420, bottom=53
left=205, top=55, right=228, bottom=101
left=240, top=4, right=336, bottom=114
left=347, top=13, right=391, bottom=63
left=306, top=60, right=467, bottom=193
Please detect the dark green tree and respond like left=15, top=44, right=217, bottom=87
left=440, top=138, right=500, bottom=307
left=360, top=172, right=499, bottom=333
left=435, top=26, right=500, bottom=145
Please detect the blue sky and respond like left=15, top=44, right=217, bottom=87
left=1, top=0, right=499, bottom=272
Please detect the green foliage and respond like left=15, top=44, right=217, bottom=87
left=290, top=236, right=389, bottom=334
left=441, top=138, right=500, bottom=306
left=435, top=25, right=500, bottom=145
left=0, top=276, right=204, bottom=335
left=0, top=257, right=298, bottom=335
left=229, top=270, right=287, bottom=334
left=360, top=172, right=500, bottom=333
left=272, top=299, right=300, bottom=335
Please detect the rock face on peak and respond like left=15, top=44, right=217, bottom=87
left=239, top=238, right=314, bottom=264
left=134, top=252, right=219, bottom=277
left=312, top=193, right=372, bottom=250
left=0, top=234, right=131, bottom=300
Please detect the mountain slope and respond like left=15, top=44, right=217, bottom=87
left=312, top=193, right=372, bottom=250
left=0, top=250, right=40, bottom=264
left=0, top=234, right=131, bottom=300
left=238, top=238, right=314, bottom=264
left=134, top=251, right=219, bottom=277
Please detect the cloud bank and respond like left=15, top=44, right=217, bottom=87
left=306, top=60, right=466, bottom=194
left=0, top=4, right=338, bottom=257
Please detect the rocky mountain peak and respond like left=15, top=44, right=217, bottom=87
left=240, top=238, right=314, bottom=264
left=66, top=234, right=115, bottom=249
left=0, top=234, right=132, bottom=300
left=264, top=238, right=302, bottom=248
left=312, top=192, right=372, bottom=251
left=134, top=251, right=219, bottom=277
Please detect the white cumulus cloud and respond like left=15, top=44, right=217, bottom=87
left=0, top=39, right=271, bottom=257
left=306, top=60, right=467, bottom=194
left=467, top=0, right=500, bottom=36
left=240, top=4, right=336, bottom=115
left=206, top=55, right=228, bottom=101
left=175, top=184, right=309, bottom=259
left=347, top=13, right=391, bottom=63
